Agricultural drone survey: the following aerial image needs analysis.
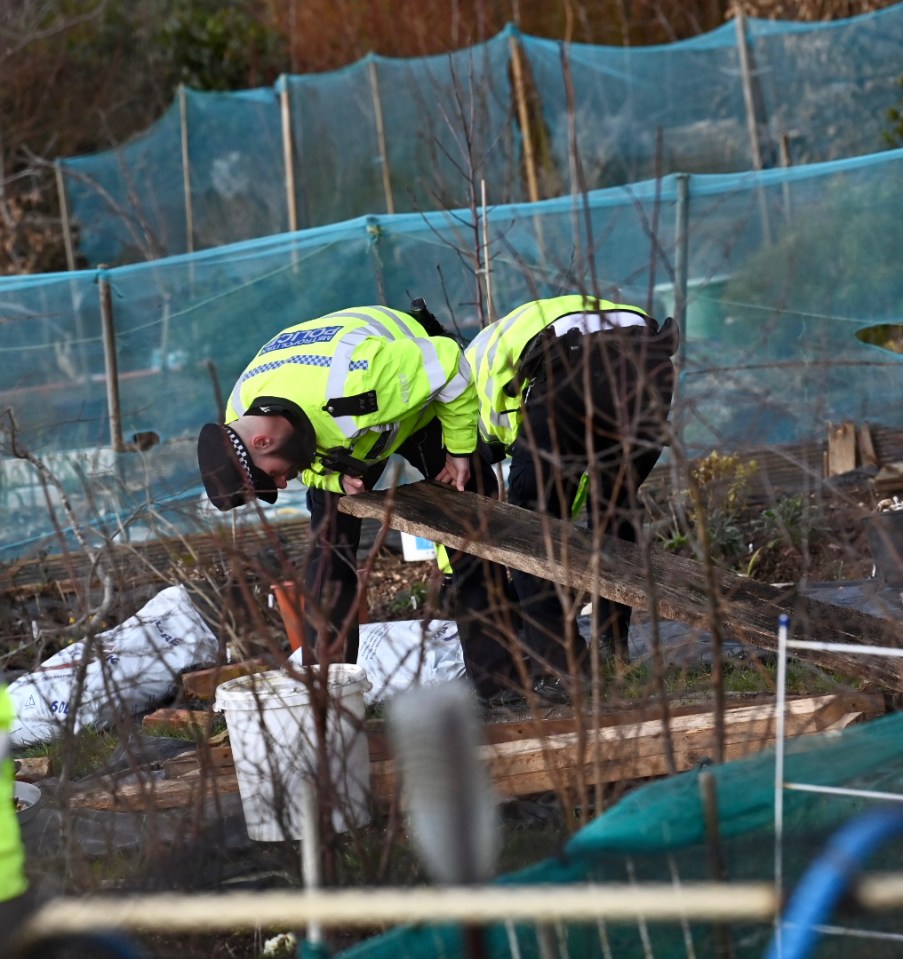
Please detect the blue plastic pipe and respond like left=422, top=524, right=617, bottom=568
left=765, top=806, right=903, bottom=959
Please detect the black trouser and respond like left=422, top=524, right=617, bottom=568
left=303, top=416, right=520, bottom=698
left=506, top=323, right=676, bottom=675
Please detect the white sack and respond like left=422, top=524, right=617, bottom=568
left=9, top=584, right=219, bottom=748
left=353, top=619, right=465, bottom=706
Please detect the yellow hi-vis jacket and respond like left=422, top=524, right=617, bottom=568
left=465, top=295, right=650, bottom=450
left=225, top=306, right=478, bottom=494
left=0, top=685, right=27, bottom=904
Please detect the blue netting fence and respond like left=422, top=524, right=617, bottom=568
left=57, top=9, right=903, bottom=267
left=2, top=146, right=902, bottom=560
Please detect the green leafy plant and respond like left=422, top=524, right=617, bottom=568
left=661, top=451, right=757, bottom=568
left=658, top=528, right=690, bottom=552
left=750, top=493, right=830, bottom=562
left=386, top=581, right=429, bottom=617
left=158, top=0, right=287, bottom=91
left=689, top=451, right=758, bottom=518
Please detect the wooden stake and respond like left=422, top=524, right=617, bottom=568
left=827, top=422, right=857, bottom=477
left=735, top=12, right=764, bottom=173
left=368, top=58, right=395, bottom=215
left=280, top=81, right=299, bottom=233
left=735, top=12, right=772, bottom=246
left=480, top=179, right=493, bottom=323
left=509, top=32, right=540, bottom=204
left=54, top=160, right=76, bottom=272
left=98, top=268, right=125, bottom=452
left=700, top=771, right=736, bottom=959
left=178, top=85, right=195, bottom=255
left=858, top=423, right=879, bottom=470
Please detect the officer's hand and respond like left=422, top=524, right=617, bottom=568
left=435, top=454, right=470, bottom=492
left=341, top=475, right=366, bottom=495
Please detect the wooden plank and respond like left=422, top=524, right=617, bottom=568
left=68, top=769, right=241, bottom=812
left=827, top=422, right=858, bottom=476
left=337, top=482, right=902, bottom=688
left=181, top=659, right=273, bottom=701
left=142, top=708, right=215, bottom=735
left=859, top=424, right=879, bottom=470
left=875, top=463, right=903, bottom=497
left=159, top=695, right=784, bottom=779
left=163, top=745, right=234, bottom=779
left=13, top=756, right=53, bottom=782
left=72, top=707, right=875, bottom=814
left=159, top=698, right=772, bottom=779
left=379, top=693, right=882, bottom=800
left=70, top=693, right=881, bottom=812
left=482, top=694, right=869, bottom=793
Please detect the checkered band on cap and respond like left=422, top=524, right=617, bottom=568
left=224, top=426, right=254, bottom=492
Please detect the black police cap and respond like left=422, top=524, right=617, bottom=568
left=196, top=423, right=279, bottom=511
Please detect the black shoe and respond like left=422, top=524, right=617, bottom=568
left=531, top=676, right=571, bottom=706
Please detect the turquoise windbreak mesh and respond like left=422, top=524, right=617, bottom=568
left=2, top=146, right=902, bottom=559
left=6, top=8, right=903, bottom=559
left=57, top=10, right=903, bottom=266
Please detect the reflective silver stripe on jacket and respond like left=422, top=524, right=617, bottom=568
left=549, top=310, right=647, bottom=336
left=231, top=306, right=459, bottom=442
left=471, top=304, right=533, bottom=435
left=230, top=308, right=403, bottom=418
left=321, top=308, right=460, bottom=440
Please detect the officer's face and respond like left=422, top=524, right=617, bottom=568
left=252, top=427, right=311, bottom=488
left=250, top=451, right=294, bottom=488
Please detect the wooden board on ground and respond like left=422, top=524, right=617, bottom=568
left=67, top=692, right=883, bottom=812
left=826, top=422, right=858, bottom=476
left=338, top=482, right=903, bottom=688
left=875, top=463, right=903, bottom=497
left=142, top=708, right=218, bottom=736
left=456, top=691, right=880, bottom=799
left=858, top=424, right=879, bottom=470
left=181, top=658, right=273, bottom=701
left=14, top=756, right=53, bottom=782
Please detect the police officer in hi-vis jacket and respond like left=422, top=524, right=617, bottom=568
left=466, top=294, right=678, bottom=703
left=197, top=303, right=519, bottom=702
left=0, top=684, right=29, bottom=956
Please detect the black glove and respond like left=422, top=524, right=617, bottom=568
left=408, top=297, right=462, bottom=344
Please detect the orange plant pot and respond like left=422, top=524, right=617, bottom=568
left=271, top=578, right=370, bottom=653
left=271, top=581, right=305, bottom=652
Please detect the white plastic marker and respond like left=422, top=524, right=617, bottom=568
left=773, top=612, right=790, bottom=959
left=387, top=679, right=500, bottom=958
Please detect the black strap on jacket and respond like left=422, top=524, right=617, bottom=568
left=323, top=390, right=378, bottom=417
left=318, top=447, right=370, bottom=479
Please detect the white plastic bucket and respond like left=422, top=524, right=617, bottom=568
left=214, top=664, right=372, bottom=841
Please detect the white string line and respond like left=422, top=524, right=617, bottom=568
left=782, top=783, right=903, bottom=803
left=783, top=922, right=903, bottom=944
left=785, top=640, right=903, bottom=657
